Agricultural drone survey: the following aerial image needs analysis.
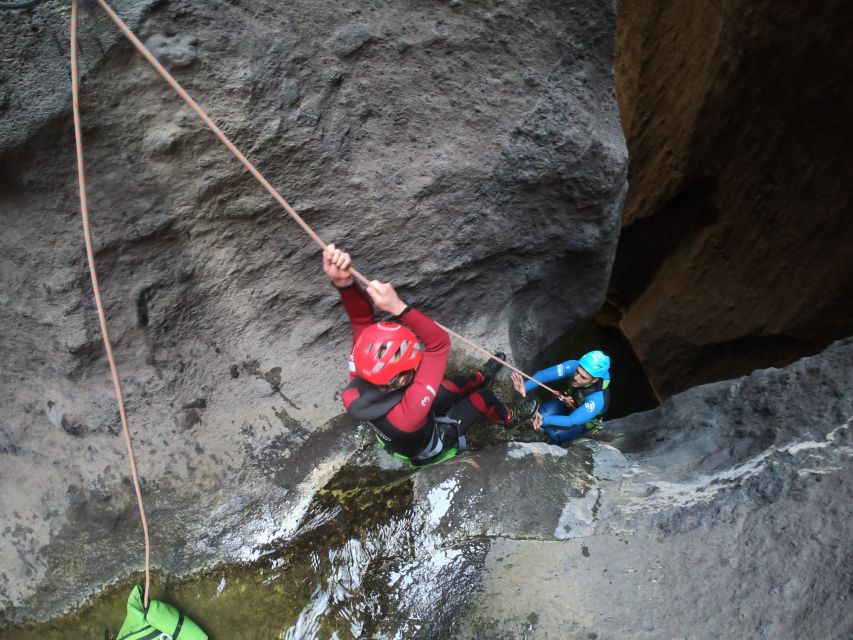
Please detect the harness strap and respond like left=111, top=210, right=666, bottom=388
left=172, top=611, right=184, bottom=639
left=414, top=414, right=466, bottom=460
left=433, top=414, right=465, bottom=450
left=412, top=423, right=445, bottom=461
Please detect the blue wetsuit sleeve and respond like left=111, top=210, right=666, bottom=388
left=541, top=390, right=605, bottom=429
left=524, top=360, right=579, bottom=394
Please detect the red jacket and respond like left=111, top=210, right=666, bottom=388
left=338, top=282, right=450, bottom=432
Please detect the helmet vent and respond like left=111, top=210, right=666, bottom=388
left=389, top=340, right=411, bottom=363
left=352, top=322, right=425, bottom=385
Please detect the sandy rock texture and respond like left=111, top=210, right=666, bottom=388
left=0, top=0, right=626, bottom=624
left=611, top=0, right=853, bottom=397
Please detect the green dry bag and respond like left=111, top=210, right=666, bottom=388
left=116, top=585, right=208, bottom=640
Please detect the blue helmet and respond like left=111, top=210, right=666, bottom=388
left=578, top=350, right=610, bottom=380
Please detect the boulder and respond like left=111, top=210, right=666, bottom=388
left=0, top=0, right=626, bottom=624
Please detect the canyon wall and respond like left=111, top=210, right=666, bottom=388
left=612, top=0, right=853, bottom=396
left=0, top=0, right=626, bottom=622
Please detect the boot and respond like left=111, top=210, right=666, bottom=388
left=505, top=397, right=539, bottom=428
left=477, top=351, right=507, bottom=387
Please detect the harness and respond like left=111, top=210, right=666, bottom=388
left=566, top=378, right=611, bottom=432
left=374, top=415, right=464, bottom=468
left=347, top=377, right=463, bottom=463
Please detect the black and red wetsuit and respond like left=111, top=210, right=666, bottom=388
left=337, top=282, right=510, bottom=462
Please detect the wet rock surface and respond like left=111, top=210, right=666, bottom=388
left=2, top=341, right=851, bottom=638
left=457, top=338, right=853, bottom=640
left=2, top=1, right=851, bottom=637
left=0, top=0, right=626, bottom=626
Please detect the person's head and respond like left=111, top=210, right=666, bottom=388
left=572, top=350, right=611, bottom=387
left=352, top=321, right=423, bottom=390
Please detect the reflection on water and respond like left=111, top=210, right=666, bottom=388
left=3, top=466, right=418, bottom=640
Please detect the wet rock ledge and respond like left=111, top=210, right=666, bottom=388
left=1, top=0, right=625, bottom=627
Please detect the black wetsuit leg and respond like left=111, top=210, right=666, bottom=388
left=434, top=372, right=481, bottom=413
left=434, top=372, right=511, bottom=436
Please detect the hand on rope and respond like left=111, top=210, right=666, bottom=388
left=93, top=0, right=561, bottom=399
left=323, top=243, right=354, bottom=288
left=323, top=245, right=407, bottom=317
left=559, top=394, right=576, bottom=408
left=365, top=281, right=407, bottom=317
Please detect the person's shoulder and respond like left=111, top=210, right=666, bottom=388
left=583, top=389, right=606, bottom=409
left=555, top=359, right=579, bottom=376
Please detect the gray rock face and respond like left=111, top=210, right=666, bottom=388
left=457, top=338, right=853, bottom=640
left=0, top=0, right=626, bottom=624
left=282, top=339, right=851, bottom=639
left=0, top=0, right=156, bottom=151
left=257, top=340, right=852, bottom=639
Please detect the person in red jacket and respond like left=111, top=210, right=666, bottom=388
left=324, top=244, right=538, bottom=465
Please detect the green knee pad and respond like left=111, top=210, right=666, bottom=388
left=117, top=585, right=208, bottom=640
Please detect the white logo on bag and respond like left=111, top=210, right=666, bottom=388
left=584, top=401, right=595, bottom=412
left=421, top=396, right=430, bottom=407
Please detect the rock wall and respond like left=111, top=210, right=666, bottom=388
left=4, top=339, right=850, bottom=638
left=0, top=0, right=626, bottom=623
left=611, top=0, right=853, bottom=397
left=457, top=338, right=853, bottom=639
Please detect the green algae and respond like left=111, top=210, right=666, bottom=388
left=2, top=465, right=417, bottom=640
left=1, top=352, right=611, bottom=639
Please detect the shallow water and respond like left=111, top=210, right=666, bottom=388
left=2, top=344, right=632, bottom=640
left=3, top=464, right=418, bottom=640
left=2, top=432, right=599, bottom=639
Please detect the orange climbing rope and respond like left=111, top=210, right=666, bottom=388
left=91, top=0, right=560, bottom=397
left=70, top=0, right=152, bottom=606
left=68, top=0, right=568, bottom=613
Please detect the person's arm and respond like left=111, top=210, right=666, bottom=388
left=338, top=282, right=374, bottom=349
left=540, top=390, right=605, bottom=429
left=323, top=244, right=375, bottom=374
left=384, top=306, right=450, bottom=432
left=523, top=360, right=579, bottom=394
left=360, top=279, right=451, bottom=431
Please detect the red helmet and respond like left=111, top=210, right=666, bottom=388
left=353, top=322, right=423, bottom=385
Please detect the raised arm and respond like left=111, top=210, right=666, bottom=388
left=383, top=305, right=450, bottom=432
left=523, top=360, right=579, bottom=394
left=324, top=244, right=375, bottom=349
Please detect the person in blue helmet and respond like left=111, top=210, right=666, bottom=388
left=511, top=350, right=611, bottom=444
